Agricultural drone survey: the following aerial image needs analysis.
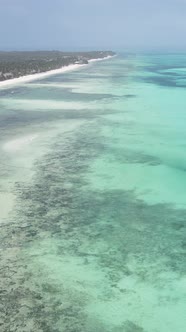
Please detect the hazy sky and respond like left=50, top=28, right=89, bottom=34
left=1, top=0, right=186, bottom=51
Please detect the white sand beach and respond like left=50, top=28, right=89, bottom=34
left=89, top=55, right=116, bottom=63
left=0, top=64, right=85, bottom=88
left=0, top=55, right=115, bottom=89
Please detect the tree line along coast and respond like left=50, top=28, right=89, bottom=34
left=0, top=50, right=115, bottom=82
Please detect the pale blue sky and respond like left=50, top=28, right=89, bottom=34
left=1, top=0, right=186, bottom=51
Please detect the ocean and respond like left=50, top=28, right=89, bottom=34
left=0, top=54, right=186, bottom=331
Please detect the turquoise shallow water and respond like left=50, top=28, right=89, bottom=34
left=0, top=55, right=186, bottom=331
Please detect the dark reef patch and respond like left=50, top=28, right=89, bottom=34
left=0, top=120, right=186, bottom=331
left=136, top=61, right=186, bottom=88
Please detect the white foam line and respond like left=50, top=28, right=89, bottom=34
left=0, top=55, right=116, bottom=89
left=3, top=134, right=38, bottom=152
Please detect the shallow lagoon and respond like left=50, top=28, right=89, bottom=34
left=0, top=55, right=186, bottom=331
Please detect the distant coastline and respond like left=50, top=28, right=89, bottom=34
left=0, top=51, right=116, bottom=88
left=0, top=63, right=85, bottom=88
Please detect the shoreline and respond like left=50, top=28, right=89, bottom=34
left=0, top=55, right=115, bottom=89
